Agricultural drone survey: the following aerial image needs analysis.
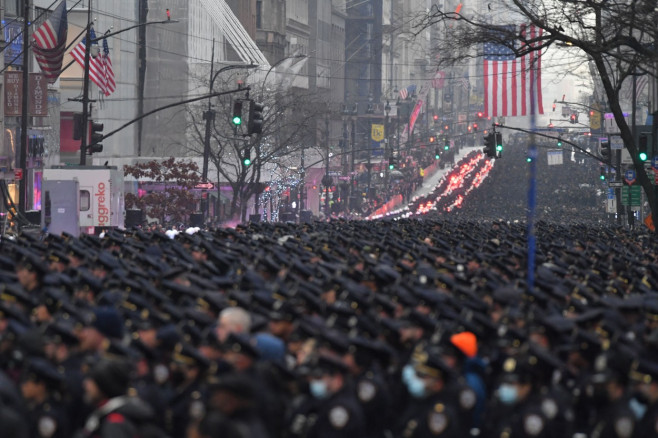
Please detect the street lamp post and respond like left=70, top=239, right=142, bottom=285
left=350, top=103, right=357, bottom=210
left=260, top=54, right=307, bottom=100
left=396, top=98, right=401, bottom=156
left=324, top=116, right=330, bottom=218
left=18, top=0, right=31, bottom=214
left=384, top=100, right=391, bottom=200
left=79, top=7, right=178, bottom=165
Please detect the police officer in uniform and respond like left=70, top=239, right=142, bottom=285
left=164, top=343, right=209, bottom=438
left=587, top=349, right=637, bottom=438
left=346, top=337, right=392, bottom=438
left=20, top=358, right=70, bottom=438
left=76, top=358, right=158, bottom=438
left=43, top=320, right=87, bottom=432
left=631, top=359, right=658, bottom=437
left=483, top=354, right=556, bottom=438
left=397, top=347, right=464, bottom=438
left=298, top=353, right=366, bottom=438
left=202, top=372, right=270, bottom=438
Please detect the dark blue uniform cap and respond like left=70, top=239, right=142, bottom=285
left=24, top=357, right=64, bottom=388
left=222, top=333, right=260, bottom=359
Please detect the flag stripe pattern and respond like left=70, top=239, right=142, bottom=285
left=484, top=24, right=543, bottom=117
left=71, top=27, right=108, bottom=94
left=32, top=1, right=68, bottom=84
left=102, top=38, right=116, bottom=96
left=399, top=84, right=417, bottom=100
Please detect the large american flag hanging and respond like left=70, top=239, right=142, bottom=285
left=483, top=24, right=543, bottom=117
left=32, top=1, right=68, bottom=84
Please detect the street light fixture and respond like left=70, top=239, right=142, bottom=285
left=78, top=3, right=179, bottom=165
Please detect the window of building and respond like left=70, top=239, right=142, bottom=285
left=256, top=1, right=262, bottom=29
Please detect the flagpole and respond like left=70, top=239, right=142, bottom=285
left=79, top=0, right=93, bottom=165
left=18, top=0, right=30, bottom=215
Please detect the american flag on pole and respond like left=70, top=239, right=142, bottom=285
left=483, top=24, right=543, bottom=117
left=399, top=84, right=417, bottom=100
left=620, top=75, right=648, bottom=103
left=431, top=71, right=446, bottom=89
left=32, top=1, right=68, bottom=84
left=71, top=27, right=107, bottom=94
left=461, top=76, right=470, bottom=91
left=102, top=38, right=116, bottom=96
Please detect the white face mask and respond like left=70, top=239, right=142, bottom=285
left=497, top=383, right=519, bottom=405
left=309, top=379, right=330, bottom=399
left=153, top=364, right=169, bottom=384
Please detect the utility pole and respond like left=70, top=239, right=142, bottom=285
left=18, top=0, right=30, bottom=214
left=137, top=0, right=148, bottom=156
left=79, top=0, right=93, bottom=165
left=201, top=39, right=216, bottom=222
left=324, top=115, right=330, bottom=217
left=202, top=39, right=215, bottom=183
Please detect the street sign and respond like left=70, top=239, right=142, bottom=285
left=371, top=124, right=384, bottom=142
left=624, top=169, right=636, bottom=185
left=608, top=181, right=623, bottom=188
left=610, top=138, right=623, bottom=150
left=653, top=156, right=658, bottom=170
left=621, top=186, right=642, bottom=206
left=547, top=150, right=563, bottom=165
left=13, top=168, right=22, bottom=180
left=606, top=198, right=616, bottom=213
left=194, top=182, right=214, bottom=190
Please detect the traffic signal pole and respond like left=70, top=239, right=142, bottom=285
left=78, top=8, right=179, bottom=165
left=18, top=0, right=30, bottom=214
left=79, top=1, right=93, bottom=165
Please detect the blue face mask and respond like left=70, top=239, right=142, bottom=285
left=405, top=371, right=427, bottom=399
left=309, top=379, right=330, bottom=399
left=497, top=383, right=519, bottom=405
left=630, top=397, right=647, bottom=420
left=402, top=364, right=416, bottom=385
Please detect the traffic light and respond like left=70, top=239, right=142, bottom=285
left=443, top=137, right=450, bottom=151
left=600, top=139, right=611, bottom=163
left=495, top=132, right=503, bottom=155
left=484, top=132, right=496, bottom=158
left=557, top=137, right=562, bottom=147
left=248, top=101, right=264, bottom=135
left=477, top=111, right=484, bottom=118
left=569, top=113, right=577, bottom=124
left=429, top=136, right=435, bottom=143
left=232, top=101, right=243, bottom=126
left=639, top=134, right=648, bottom=161
left=600, top=166, right=606, bottom=181
left=88, top=121, right=103, bottom=154
left=388, top=155, right=397, bottom=170
left=243, top=148, right=251, bottom=166
left=433, top=114, right=439, bottom=122
left=434, top=148, right=440, bottom=160
left=473, top=123, right=478, bottom=132
left=526, top=156, right=533, bottom=163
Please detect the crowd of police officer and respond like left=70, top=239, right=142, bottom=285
left=0, top=214, right=657, bottom=438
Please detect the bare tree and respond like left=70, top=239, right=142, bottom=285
left=183, top=71, right=333, bottom=222
left=415, top=0, right=658, bottom=229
